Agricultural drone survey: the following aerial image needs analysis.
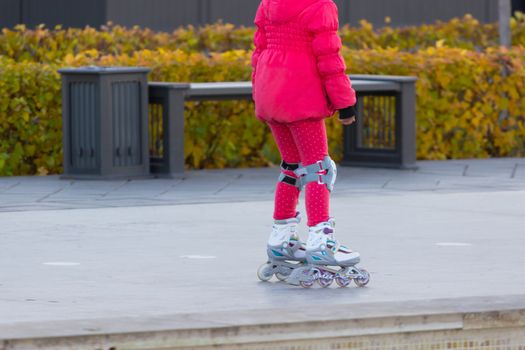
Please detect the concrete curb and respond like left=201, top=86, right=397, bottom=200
left=2, top=295, right=525, bottom=350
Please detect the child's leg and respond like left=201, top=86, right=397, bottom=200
left=267, top=122, right=301, bottom=220
left=288, top=119, right=330, bottom=227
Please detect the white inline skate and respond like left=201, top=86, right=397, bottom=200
left=286, top=219, right=370, bottom=288
left=257, top=213, right=307, bottom=282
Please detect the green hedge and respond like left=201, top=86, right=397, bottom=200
left=0, top=57, right=62, bottom=175
left=344, top=47, right=525, bottom=159
left=1, top=15, right=525, bottom=175
left=1, top=46, right=525, bottom=176
left=2, top=14, right=525, bottom=64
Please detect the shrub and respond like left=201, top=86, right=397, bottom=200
left=0, top=22, right=255, bottom=64
left=2, top=14, right=525, bottom=64
left=340, top=15, right=499, bottom=51
left=1, top=46, right=524, bottom=176
left=2, top=15, right=525, bottom=175
left=0, top=57, right=62, bottom=175
left=345, top=46, right=525, bottom=159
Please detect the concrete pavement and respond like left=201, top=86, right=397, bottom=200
left=0, top=158, right=524, bottom=212
left=1, top=158, right=525, bottom=349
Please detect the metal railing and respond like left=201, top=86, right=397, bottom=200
left=148, top=75, right=417, bottom=177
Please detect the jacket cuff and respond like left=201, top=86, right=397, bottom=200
left=338, top=105, right=357, bottom=120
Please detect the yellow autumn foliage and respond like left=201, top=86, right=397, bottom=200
left=1, top=20, right=525, bottom=175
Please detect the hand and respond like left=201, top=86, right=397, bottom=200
left=339, top=116, right=356, bottom=126
left=338, top=105, right=357, bottom=126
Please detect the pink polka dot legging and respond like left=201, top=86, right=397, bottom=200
left=268, top=119, right=330, bottom=227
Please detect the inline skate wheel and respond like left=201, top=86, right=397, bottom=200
left=276, top=272, right=289, bottom=281
left=257, top=263, right=274, bottom=282
left=354, top=268, right=370, bottom=287
left=335, top=275, right=351, bottom=288
left=317, top=272, right=334, bottom=288
left=300, top=279, right=315, bottom=288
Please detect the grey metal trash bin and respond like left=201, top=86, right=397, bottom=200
left=342, top=75, right=418, bottom=169
left=59, top=66, right=151, bottom=179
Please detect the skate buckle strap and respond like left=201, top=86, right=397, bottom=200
left=326, top=239, right=340, bottom=253
left=339, top=245, right=352, bottom=254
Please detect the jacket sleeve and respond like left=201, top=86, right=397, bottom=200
left=252, top=3, right=267, bottom=87
left=307, top=2, right=356, bottom=110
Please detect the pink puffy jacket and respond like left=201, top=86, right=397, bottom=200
left=252, top=0, right=356, bottom=123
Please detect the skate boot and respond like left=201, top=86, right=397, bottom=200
left=257, top=213, right=307, bottom=282
left=286, top=219, right=370, bottom=288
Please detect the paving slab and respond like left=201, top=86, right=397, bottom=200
left=0, top=159, right=524, bottom=212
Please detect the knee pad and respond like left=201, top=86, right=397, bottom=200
left=294, top=156, right=337, bottom=192
left=278, top=160, right=302, bottom=190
